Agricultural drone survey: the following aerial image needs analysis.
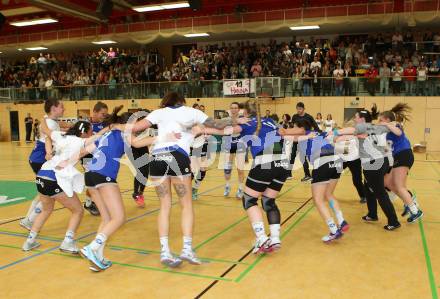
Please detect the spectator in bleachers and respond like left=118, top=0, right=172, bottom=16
left=365, top=64, right=378, bottom=96
left=379, top=62, right=391, bottom=95
left=404, top=62, right=417, bottom=95
left=391, top=62, right=404, bottom=95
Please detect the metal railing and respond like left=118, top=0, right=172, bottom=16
left=1, top=76, right=440, bottom=102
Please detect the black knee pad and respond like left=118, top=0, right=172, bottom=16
left=261, top=196, right=277, bottom=212
left=242, top=193, right=258, bottom=210
left=262, top=196, right=280, bottom=224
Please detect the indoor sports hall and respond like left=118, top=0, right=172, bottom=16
left=0, top=1, right=440, bottom=298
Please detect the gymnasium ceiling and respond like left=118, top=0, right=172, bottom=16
left=0, top=0, right=439, bottom=57
left=0, top=0, right=382, bottom=36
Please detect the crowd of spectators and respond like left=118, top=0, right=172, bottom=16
left=1, top=30, right=440, bottom=101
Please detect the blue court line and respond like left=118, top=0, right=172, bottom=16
left=0, top=230, right=96, bottom=271
left=0, top=183, right=224, bottom=271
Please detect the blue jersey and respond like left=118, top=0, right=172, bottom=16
left=86, top=130, right=126, bottom=180
left=298, top=131, right=335, bottom=164
left=386, top=125, right=411, bottom=155
left=29, top=141, right=47, bottom=163
left=238, top=117, right=281, bottom=158
left=29, top=117, right=60, bottom=163
left=92, top=122, right=105, bottom=134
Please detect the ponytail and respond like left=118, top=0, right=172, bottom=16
left=103, top=106, right=131, bottom=126
left=358, top=103, right=379, bottom=123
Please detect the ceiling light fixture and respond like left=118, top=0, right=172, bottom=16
left=133, top=1, right=189, bottom=12
left=184, top=33, right=210, bottom=37
left=92, top=40, right=117, bottom=45
left=10, top=18, right=58, bottom=27
left=289, top=25, right=320, bottom=30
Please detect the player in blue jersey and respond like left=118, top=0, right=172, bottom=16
left=83, top=101, right=109, bottom=216
left=282, top=119, right=349, bottom=243
left=80, top=106, right=180, bottom=272
left=221, top=102, right=247, bottom=198
left=197, top=100, right=305, bottom=253
left=379, top=103, right=423, bottom=223
left=20, top=99, right=65, bottom=231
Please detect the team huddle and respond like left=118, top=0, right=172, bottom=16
left=18, top=92, right=423, bottom=272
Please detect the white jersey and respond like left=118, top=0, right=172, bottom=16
left=40, top=131, right=85, bottom=172
left=146, top=106, right=208, bottom=154
left=335, top=138, right=359, bottom=162
left=39, top=131, right=86, bottom=197
left=38, top=116, right=60, bottom=143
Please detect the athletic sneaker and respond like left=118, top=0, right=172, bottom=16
left=407, top=210, right=423, bottom=223
left=133, top=194, right=145, bottom=207
left=322, top=230, right=343, bottom=243
left=80, top=245, right=106, bottom=271
left=359, top=197, right=367, bottom=204
left=22, top=240, right=40, bottom=251
left=89, top=258, right=112, bottom=272
left=180, top=249, right=202, bottom=265
left=192, top=187, right=198, bottom=201
left=268, top=237, right=281, bottom=251
left=84, top=201, right=100, bottom=216
left=59, top=240, right=79, bottom=254
left=384, top=223, right=401, bottom=231
left=224, top=185, right=231, bottom=197
left=339, top=220, right=350, bottom=233
left=160, top=251, right=183, bottom=268
left=19, top=218, right=32, bottom=231
left=235, top=188, right=244, bottom=199
left=252, top=236, right=272, bottom=254
left=301, top=175, right=312, bottom=182
left=362, top=215, right=378, bottom=222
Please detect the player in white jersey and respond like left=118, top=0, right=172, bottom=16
left=120, top=92, right=248, bottom=267
left=22, top=121, right=107, bottom=253
left=20, top=99, right=65, bottom=231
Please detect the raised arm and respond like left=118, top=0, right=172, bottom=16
left=378, top=122, right=402, bottom=136
left=334, top=127, right=356, bottom=135
left=278, top=127, right=306, bottom=136
left=112, top=118, right=152, bottom=133
left=194, top=125, right=242, bottom=136
left=202, top=117, right=249, bottom=130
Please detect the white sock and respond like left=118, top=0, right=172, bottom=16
left=183, top=236, right=193, bottom=252
left=25, top=198, right=39, bottom=219
left=225, top=182, right=230, bottom=188
left=326, top=218, right=338, bottom=234
left=28, top=230, right=38, bottom=243
left=98, top=244, right=105, bottom=261
left=238, top=183, right=243, bottom=190
left=269, top=224, right=281, bottom=242
left=252, top=221, right=266, bottom=239
left=409, top=203, right=419, bottom=214
left=194, top=180, right=201, bottom=189
left=85, top=197, right=92, bottom=207
left=335, top=211, right=345, bottom=226
left=64, top=230, right=75, bottom=242
left=90, top=233, right=107, bottom=252
left=28, top=201, right=43, bottom=223
left=160, top=236, right=170, bottom=253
